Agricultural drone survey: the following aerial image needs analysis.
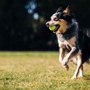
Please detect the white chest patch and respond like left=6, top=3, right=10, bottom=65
left=58, top=36, right=77, bottom=49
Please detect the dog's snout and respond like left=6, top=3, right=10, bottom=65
left=46, top=22, right=49, bottom=27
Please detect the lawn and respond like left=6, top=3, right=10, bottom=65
left=0, top=51, right=90, bottom=90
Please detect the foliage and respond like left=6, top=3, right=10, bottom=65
left=0, top=0, right=90, bottom=50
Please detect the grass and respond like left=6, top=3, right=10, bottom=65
left=0, top=51, right=90, bottom=90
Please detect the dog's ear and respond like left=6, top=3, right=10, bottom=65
left=56, top=7, right=63, bottom=12
left=63, top=6, right=70, bottom=15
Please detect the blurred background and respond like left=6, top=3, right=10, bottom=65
left=0, top=0, right=90, bottom=51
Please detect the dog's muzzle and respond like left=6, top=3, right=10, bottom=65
left=46, top=22, right=50, bottom=27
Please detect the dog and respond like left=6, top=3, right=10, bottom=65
left=46, top=6, right=90, bottom=79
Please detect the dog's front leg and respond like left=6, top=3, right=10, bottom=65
left=59, top=47, right=64, bottom=63
left=59, top=48, right=69, bottom=70
left=62, top=46, right=77, bottom=66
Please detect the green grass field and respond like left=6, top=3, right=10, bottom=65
left=0, top=51, right=90, bottom=90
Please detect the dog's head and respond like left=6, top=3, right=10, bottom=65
left=46, top=6, right=74, bottom=33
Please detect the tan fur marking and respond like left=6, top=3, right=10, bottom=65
left=67, top=36, right=76, bottom=47
left=63, top=8, right=70, bottom=15
left=57, top=19, right=68, bottom=33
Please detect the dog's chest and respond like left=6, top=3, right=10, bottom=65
left=56, top=34, right=76, bottom=49
left=58, top=40, right=69, bottom=49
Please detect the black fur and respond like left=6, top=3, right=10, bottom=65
left=78, top=30, right=90, bottom=63
left=56, top=12, right=72, bottom=22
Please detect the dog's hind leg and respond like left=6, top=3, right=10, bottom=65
left=78, top=65, right=83, bottom=78
left=71, top=54, right=82, bottom=79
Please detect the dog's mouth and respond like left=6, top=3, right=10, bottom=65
left=54, top=25, right=60, bottom=32
left=50, top=25, right=60, bottom=32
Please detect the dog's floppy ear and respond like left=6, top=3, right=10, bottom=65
left=63, top=6, right=70, bottom=15
left=56, top=7, right=63, bottom=12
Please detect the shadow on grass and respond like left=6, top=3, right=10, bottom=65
left=84, top=75, right=90, bottom=80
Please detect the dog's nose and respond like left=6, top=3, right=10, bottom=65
left=46, top=22, right=49, bottom=27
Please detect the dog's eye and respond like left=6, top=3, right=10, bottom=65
left=54, top=18, right=58, bottom=21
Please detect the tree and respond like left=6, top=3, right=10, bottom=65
left=0, top=0, right=90, bottom=50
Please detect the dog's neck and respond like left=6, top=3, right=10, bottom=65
left=56, top=19, right=79, bottom=41
left=67, top=19, right=78, bottom=29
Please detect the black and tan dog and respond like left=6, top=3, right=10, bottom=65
left=46, top=6, right=90, bottom=79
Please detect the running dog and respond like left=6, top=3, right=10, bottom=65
left=46, top=6, right=90, bottom=79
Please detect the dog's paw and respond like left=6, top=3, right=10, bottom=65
left=71, top=76, right=77, bottom=79
left=62, top=58, right=68, bottom=66
left=62, top=65, right=69, bottom=71
left=78, top=76, right=83, bottom=78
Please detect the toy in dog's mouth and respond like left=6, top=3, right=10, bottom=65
left=49, top=25, right=60, bottom=32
